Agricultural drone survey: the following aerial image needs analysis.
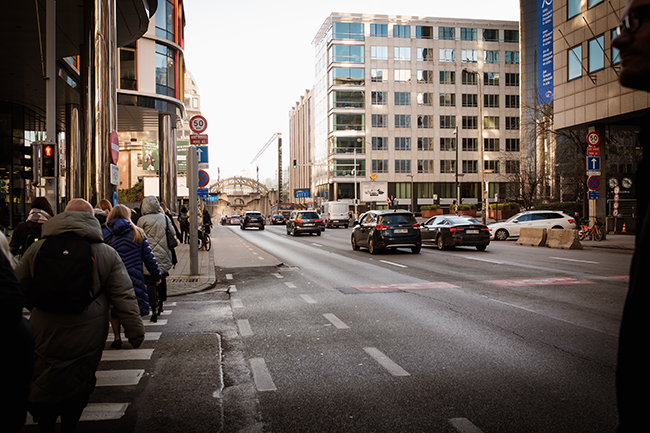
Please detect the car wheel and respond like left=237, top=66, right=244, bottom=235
left=437, top=235, right=446, bottom=250
left=240, top=225, right=244, bottom=230
left=351, top=234, right=359, bottom=250
left=260, top=225, right=264, bottom=230
left=476, top=245, right=487, bottom=251
left=552, top=225, right=563, bottom=230
left=286, top=226, right=291, bottom=235
left=411, top=245, right=421, bottom=254
left=495, top=229, right=509, bottom=241
left=368, top=237, right=378, bottom=255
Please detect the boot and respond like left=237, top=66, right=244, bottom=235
left=150, top=311, right=158, bottom=323
left=158, top=302, right=164, bottom=315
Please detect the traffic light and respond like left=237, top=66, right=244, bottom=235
left=293, top=159, right=297, bottom=169
left=41, top=142, right=56, bottom=178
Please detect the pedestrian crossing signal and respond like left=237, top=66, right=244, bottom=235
left=41, top=143, right=56, bottom=177
left=293, top=159, right=297, bottom=169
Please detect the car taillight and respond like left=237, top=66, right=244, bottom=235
left=316, top=219, right=322, bottom=223
left=412, top=223, right=421, bottom=228
left=450, top=228, right=464, bottom=232
left=568, top=219, right=575, bottom=224
left=375, top=224, right=390, bottom=230
left=480, top=228, right=490, bottom=231
left=295, top=219, right=302, bottom=223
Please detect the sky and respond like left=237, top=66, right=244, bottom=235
left=183, top=0, right=520, bottom=188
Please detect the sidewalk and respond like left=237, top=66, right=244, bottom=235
left=166, top=241, right=217, bottom=297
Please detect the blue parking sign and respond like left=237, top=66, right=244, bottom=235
left=588, top=191, right=600, bottom=200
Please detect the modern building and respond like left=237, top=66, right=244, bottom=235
left=293, top=12, right=521, bottom=214
left=289, top=89, right=313, bottom=208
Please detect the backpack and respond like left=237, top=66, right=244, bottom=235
left=29, top=233, right=99, bottom=314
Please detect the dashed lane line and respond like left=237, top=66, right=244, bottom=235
left=549, top=256, right=599, bottom=264
left=249, top=358, right=277, bottom=392
left=237, top=319, right=254, bottom=337
left=285, top=282, right=297, bottom=288
left=379, top=259, right=408, bottom=268
left=449, top=418, right=485, bottom=433
left=323, top=313, right=350, bottom=329
left=300, top=294, right=317, bottom=304
left=363, top=347, right=410, bottom=377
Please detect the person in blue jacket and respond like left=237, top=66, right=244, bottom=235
left=103, top=204, right=162, bottom=349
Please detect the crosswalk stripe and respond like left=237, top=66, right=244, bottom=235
left=300, top=294, right=317, bottom=304
left=101, top=349, right=154, bottom=361
left=323, top=313, right=350, bottom=329
left=449, top=417, right=484, bottom=433
left=96, top=369, right=145, bottom=387
left=232, top=298, right=244, bottom=308
left=144, top=319, right=168, bottom=326
left=25, top=403, right=130, bottom=424
left=107, top=332, right=161, bottom=342
left=363, top=347, right=410, bottom=377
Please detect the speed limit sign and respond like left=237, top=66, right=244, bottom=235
left=586, top=131, right=601, bottom=146
left=190, top=115, right=208, bottom=134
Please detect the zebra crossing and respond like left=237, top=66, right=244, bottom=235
left=25, top=302, right=176, bottom=425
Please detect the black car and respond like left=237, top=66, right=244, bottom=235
left=421, top=216, right=490, bottom=251
left=286, top=210, right=322, bottom=236
left=271, top=214, right=286, bottom=225
left=240, top=211, right=265, bottom=230
left=351, top=210, right=421, bottom=254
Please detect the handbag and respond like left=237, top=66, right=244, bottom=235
left=165, top=216, right=179, bottom=249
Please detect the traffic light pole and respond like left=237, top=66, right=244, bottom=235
left=188, top=145, right=199, bottom=275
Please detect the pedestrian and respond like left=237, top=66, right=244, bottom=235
left=137, top=196, right=174, bottom=322
left=612, top=4, right=650, bottom=431
left=178, top=205, right=190, bottom=243
left=202, top=208, right=213, bottom=234
left=103, top=204, right=162, bottom=349
left=9, top=197, right=55, bottom=257
left=1, top=231, right=34, bottom=432
left=93, top=198, right=112, bottom=227
left=15, top=198, right=144, bottom=433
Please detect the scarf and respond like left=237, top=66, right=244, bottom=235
left=26, top=208, right=51, bottom=224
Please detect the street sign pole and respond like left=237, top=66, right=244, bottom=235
left=188, top=145, right=199, bottom=275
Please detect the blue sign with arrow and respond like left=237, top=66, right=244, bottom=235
left=196, top=146, right=209, bottom=165
left=587, top=156, right=601, bottom=171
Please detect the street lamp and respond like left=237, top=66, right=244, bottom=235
left=463, top=67, right=486, bottom=224
left=453, top=126, right=463, bottom=210
left=407, top=174, right=414, bottom=212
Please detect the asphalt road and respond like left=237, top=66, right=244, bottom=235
left=225, top=224, right=630, bottom=433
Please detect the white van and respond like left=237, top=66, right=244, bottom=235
left=321, top=201, right=350, bottom=228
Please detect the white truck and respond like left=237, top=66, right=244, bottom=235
left=321, top=201, right=350, bottom=228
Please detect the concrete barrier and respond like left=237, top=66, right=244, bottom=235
left=546, top=229, right=582, bottom=249
left=516, top=228, right=547, bottom=247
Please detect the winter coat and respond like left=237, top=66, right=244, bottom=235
left=93, top=208, right=108, bottom=227
left=15, top=211, right=144, bottom=404
left=103, top=218, right=162, bottom=316
left=178, top=208, right=190, bottom=231
left=9, top=208, right=51, bottom=256
left=137, top=196, right=173, bottom=275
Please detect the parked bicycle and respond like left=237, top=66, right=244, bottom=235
left=199, top=224, right=212, bottom=251
left=578, top=217, right=603, bottom=241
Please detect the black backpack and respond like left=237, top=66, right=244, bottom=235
left=28, top=233, right=99, bottom=314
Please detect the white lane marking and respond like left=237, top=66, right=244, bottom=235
left=449, top=418, right=484, bottom=433
left=323, top=313, right=350, bottom=329
left=459, top=256, right=504, bottom=265
left=160, top=310, right=172, bottom=316
left=165, top=302, right=177, bottom=307
left=144, top=319, right=168, bottom=326
left=363, top=347, right=410, bottom=377
left=226, top=274, right=233, bottom=280
left=229, top=284, right=237, bottom=293
left=379, top=260, right=408, bottom=268
left=107, top=332, right=161, bottom=342
left=96, top=369, right=145, bottom=387
left=237, top=319, right=254, bottom=337
left=249, top=358, right=277, bottom=391
left=272, top=273, right=284, bottom=279
left=285, top=282, right=297, bottom=288
left=26, top=403, right=130, bottom=424
left=550, top=256, right=599, bottom=264
left=300, top=294, right=317, bottom=304
left=101, top=349, right=154, bottom=361
left=311, top=243, right=323, bottom=247
left=232, top=298, right=244, bottom=309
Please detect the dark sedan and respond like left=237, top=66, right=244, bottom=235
left=351, top=210, right=421, bottom=254
left=271, top=214, right=286, bottom=225
left=421, top=216, right=490, bottom=251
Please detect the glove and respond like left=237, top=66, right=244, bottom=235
left=129, top=335, right=145, bottom=349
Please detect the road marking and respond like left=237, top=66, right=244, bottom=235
left=96, top=369, right=145, bottom=387
left=232, top=298, right=244, bottom=309
left=107, top=332, right=161, bottom=342
left=550, top=256, right=599, bottom=264
left=237, top=319, right=254, bottom=337
left=285, top=282, right=297, bottom=288
left=272, top=273, right=284, bottom=279
left=160, top=310, right=172, bottom=316
left=353, top=282, right=460, bottom=292
left=363, top=347, right=410, bottom=377
left=300, top=294, right=317, bottom=304
left=101, top=349, right=154, bottom=361
left=165, top=302, right=177, bottom=307
left=459, top=256, right=504, bottom=265
left=144, top=319, right=168, bottom=326
left=449, top=418, right=484, bottom=433
left=258, top=256, right=265, bottom=260
left=323, top=313, right=350, bottom=329
left=26, top=403, right=130, bottom=424
left=228, top=284, right=237, bottom=293
left=487, top=277, right=594, bottom=287
left=311, top=243, right=323, bottom=247
left=249, top=358, right=277, bottom=391
left=379, top=260, right=408, bottom=268
left=226, top=274, right=233, bottom=280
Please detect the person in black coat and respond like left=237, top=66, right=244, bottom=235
left=9, top=197, right=54, bottom=257
left=178, top=205, right=190, bottom=244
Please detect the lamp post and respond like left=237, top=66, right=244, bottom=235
left=454, top=126, right=462, bottom=209
left=463, top=67, right=486, bottom=224
left=407, top=174, right=414, bottom=212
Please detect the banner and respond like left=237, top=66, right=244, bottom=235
left=538, top=0, right=554, bottom=104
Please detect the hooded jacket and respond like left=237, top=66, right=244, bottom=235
left=15, top=211, right=144, bottom=403
left=9, top=208, right=51, bottom=256
left=137, top=196, right=173, bottom=275
left=103, top=218, right=162, bottom=315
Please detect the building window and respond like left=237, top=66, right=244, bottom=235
left=440, top=93, right=456, bottom=106
left=589, top=0, right=604, bottom=6
left=440, top=160, right=456, bottom=174
left=462, top=116, right=478, bottom=129
left=395, top=114, right=411, bottom=128
left=332, top=114, right=364, bottom=131
left=483, top=72, right=499, bottom=86
left=119, top=44, right=137, bottom=90
left=393, top=25, right=411, bottom=38
left=483, top=29, right=499, bottom=42
left=330, top=68, right=365, bottom=86
left=440, top=115, right=456, bottom=129
left=155, top=43, right=176, bottom=97
left=484, top=138, right=500, bottom=151
left=463, top=138, right=478, bottom=151
left=462, top=160, right=478, bottom=173
left=462, top=49, right=478, bottom=63
left=418, top=115, right=434, bottom=128
left=417, top=48, right=434, bottom=61
left=506, top=138, right=520, bottom=152
left=440, top=71, right=456, bottom=85
left=439, top=48, right=456, bottom=63
left=155, top=0, right=175, bottom=41
left=372, top=159, right=389, bottom=173
left=484, top=94, right=499, bottom=108
left=568, top=44, right=583, bottom=80
left=370, top=23, right=388, bottom=37
left=395, top=160, right=412, bottom=173
left=395, top=92, right=411, bottom=106
left=371, top=91, right=387, bottom=105
left=372, top=114, right=388, bottom=128
left=332, top=22, right=365, bottom=40
left=505, top=95, right=520, bottom=108
left=461, top=28, right=477, bottom=41
left=418, top=137, right=434, bottom=150
left=372, top=137, right=389, bottom=150
left=440, top=137, right=456, bottom=151
left=371, top=69, right=384, bottom=82
left=589, top=35, right=605, bottom=72
left=417, top=70, right=434, bottom=83
left=505, top=73, right=519, bottom=86
left=395, top=137, right=411, bottom=150
left=462, top=70, right=478, bottom=85
left=611, top=29, right=620, bottom=64
left=484, top=117, right=499, bottom=130
left=371, top=46, right=388, bottom=60
left=331, top=91, right=365, bottom=108
left=394, top=70, right=412, bottom=83
left=418, top=160, right=435, bottom=173
left=462, top=93, right=478, bottom=107
left=394, top=47, right=411, bottom=61
left=417, top=26, right=433, bottom=39
left=504, top=30, right=519, bottom=43
left=484, top=50, right=499, bottom=64
left=417, top=92, right=434, bottom=106
left=505, top=116, right=520, bottom=130
left=568, top=0, right=582, bottom=19
left=439, top=26, right=455, bottom=40
left=505, top=51, right=519, bottom=64
left=332, top=137, right=363, bottom=154
left=330, top=45, right=364, bottom=63
left=485, top=160, right=500, bottom=173
left=506, top=160, right=520, bottom=174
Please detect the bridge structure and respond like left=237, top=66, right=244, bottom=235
left=207, top=176, right=278, bottom=218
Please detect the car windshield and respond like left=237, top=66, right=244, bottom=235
left=447, top=216, right=480, bottom=224
left=298, top=212, right=319, bottom=219
left=380, top=214, right=416, bottom=225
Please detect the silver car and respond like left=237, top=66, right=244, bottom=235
left=488, top=210, right=576, bottom=241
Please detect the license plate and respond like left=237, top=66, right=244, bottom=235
left=466, top=230, right=479, bottom=234
left=304, top=223, right=314, bottom=226
left=394, top=228, right=408, bottom=234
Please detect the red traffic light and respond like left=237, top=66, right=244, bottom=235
left=43, top=145, right=54, bottom=158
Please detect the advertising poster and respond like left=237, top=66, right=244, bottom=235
left=538, top=0, right=554, bottom=104
left=142, top=140, right=159, bottom=171
left=361, top=181, right=388, bottom=202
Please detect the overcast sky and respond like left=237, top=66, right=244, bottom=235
left=183, top=0, right=520, bottom=187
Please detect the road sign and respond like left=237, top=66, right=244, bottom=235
left=588, top=175, right=600, bottom=191
left=198, top=169, right=210, bottom=188
left=189, top=115, right=208, bottom=134
left=190, top=134, right=208, bottom=145
left=587, top=156, right=601, bottom=171
left=197, top=188, right=209, bottom=199
left=196, top=146, right=209, bottom=165
left=587, top=131, right=601, bottom=146
left=110, top=130, right=119, bottom=164
left=587, top=147, right=600, bottom=156
left=588, top=191, right=600, bottom=200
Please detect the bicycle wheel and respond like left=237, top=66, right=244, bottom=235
left=204, top=235, right=212, bottom=251
left=578, top=226, right=588, bottom=241
left=594, top=227, right=603, bottom=242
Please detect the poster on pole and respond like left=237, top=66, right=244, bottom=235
left=361, top=181, right=388, bottom=202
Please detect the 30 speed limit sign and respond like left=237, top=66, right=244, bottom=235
left=190, top=115, right=208, bottom=134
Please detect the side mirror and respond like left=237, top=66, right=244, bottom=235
left=353, top=220, right=360, bottom=226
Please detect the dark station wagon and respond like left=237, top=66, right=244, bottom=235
left=351, top=210, right=421, bottom=254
